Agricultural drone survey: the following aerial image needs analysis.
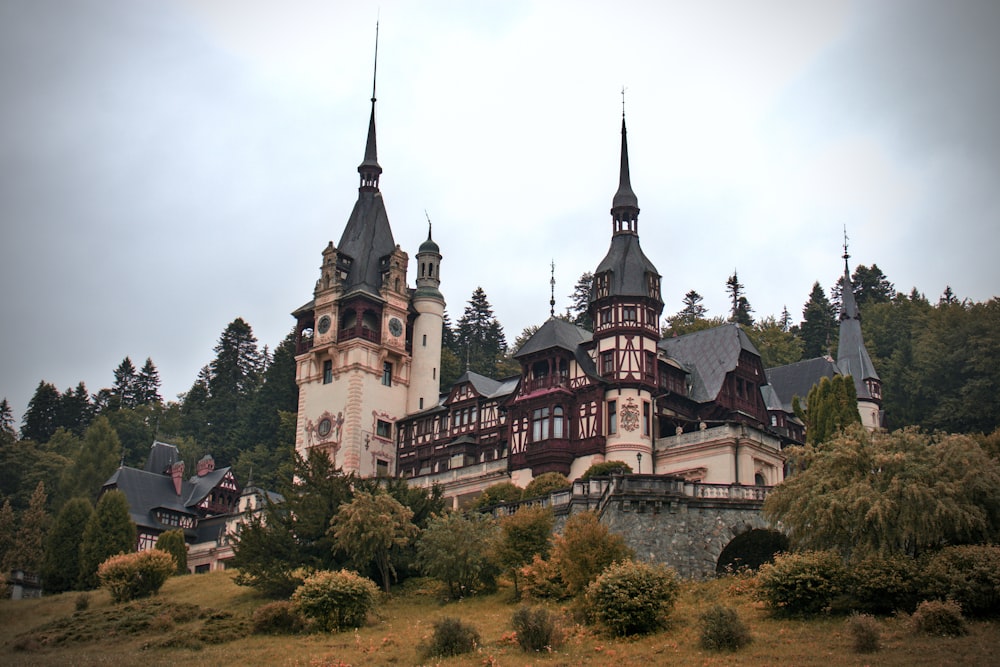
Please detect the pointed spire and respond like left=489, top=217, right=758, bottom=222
left=611, top=93, right=639, bottom=235
left=840, top=228, right=859, bottom=322
left=358, top=21, right=382, bottom=191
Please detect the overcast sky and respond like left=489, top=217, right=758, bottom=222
left=2, top=0, right=998, bottom=424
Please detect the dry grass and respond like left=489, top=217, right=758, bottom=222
left=1, top=571, right=998, bottom=666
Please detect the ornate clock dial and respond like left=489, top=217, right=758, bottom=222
left=388, top=317, right=403, bottom=337
left=317, top=315, right=331, bottom=334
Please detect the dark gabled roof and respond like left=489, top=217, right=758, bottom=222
left=336, top=191, right=395, bottom=298
left=490, top=376, right=521, bottom=400
left=452, top=371, right=503, bottom=399
left=103, top=467, right=195, bottom=530
left=183, top=467, right=234, bottom=507
left=765, top=356, right=840, bottom=413
left=514, top=318, right=592, bottom=358
left=658, top=323, right=761, bottom=403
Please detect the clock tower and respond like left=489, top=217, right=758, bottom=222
left=292, top=83, right=443, bottom=477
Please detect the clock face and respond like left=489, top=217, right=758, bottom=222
left=389, top=317, right=403, bottom=337
left=317, top=315, right=331, bottom=334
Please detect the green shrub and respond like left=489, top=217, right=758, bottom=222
left=154, top=529, right=188, bottom=575
left=844, top=553, right=920, bottom=614
left=580, top=460, right=633, bottom=480
left=252, top=600, right=307, bottom=635
left=699, top=604, right=752, bottom=651
left=551, top=511, right=633, bottom=596
left=472, top=482, right=524, bottom=509
left=74, top=593, right=90, bottom=612
left=511, top=606, right=561, bottom=652
left=756, top=550, right=847, bottom=615
left=846, top=613, right=881, bottom=653
left=910, top=599, right=968, bottom=637
left=921, top=545, right=1000, bottom=616
left=519, top=553, right=567, bottom=600
left=291, top=569, right=379, bottom=632
left=585, top=560, right=680, bottom=636
left=97, top=550, right=176, bottom=603
left=522, top=472, right=571, bottom=500
left=420, top=617, right=480, bottom=658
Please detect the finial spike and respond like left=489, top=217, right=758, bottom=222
left=371, top=19, right=379, bottom=103
left=621, top=86, right=627, bottom=118
left=842, top=225, right=850, bottom=262
left=425, top=210, right=432, bottom=238
left=549, top=260, right=556, bottom=318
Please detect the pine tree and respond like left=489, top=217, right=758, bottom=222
left=135, top=358, right=163, bottom=406
left=0, top=398, right=15, bottom=443
left=112, top=357, right=139, bottom=409
left=800, top=282, right=836, bottom=358
left=9, top=482, right=50, bottom=573
left=568, top=271, right=594, bottom=330
left=456, top=287, right=508, bottom=378
left=679, top=290, right=707, bottom=324
left=78, top=490, right=136, bottom=589
left=852, top=264, right=895, bottom=309
left=21, top=381, right=61, bottom=443
left=57, top=382, right=92, bottom=436
left=748, top=316, right=804, bottom=368
left=205, top=318, right=265, bottom=464
left=779, top=306, right=793, bottom=332
left=41, top=497, right=93, bottom=593
left=939, top=286, right=957, bottom=306
left=726, top=271, right=754, bottom=326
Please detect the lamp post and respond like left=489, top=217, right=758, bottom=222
left=636, top=451, right=642, bottom=474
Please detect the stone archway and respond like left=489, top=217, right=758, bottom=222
left=715, top=528, right=788, bottom=574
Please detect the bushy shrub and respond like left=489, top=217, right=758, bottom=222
left=420, top=617, right=480, bottom=658
left=910, top=599, right=968, bottom=637
left=472, top=482, right=524, bottom=509
left=97, top=550, right=176, bottom=603
left=519, top=554, right=567, bottom=600
left=522, top=473, right=571, bottom=499
left=416, top=512, right=500, bottom=599
left=291, top=569, right=379, bottom=632
left=252, top=601, right=307, bottom=635
left=921, top=545, right=1000, bottom=616
left=699, top=604, right=752, bottom=651
left=844, top=553, right=920, bottom=614
left=756, top=550, right=847, bottom=615
left=551, top=512, right=633, bottom=596
left=846, top=613, right=881, bottom=653
left=511, top=606, right=562, bottom=652
left=585, top=560, right=680, bottom=636
left=580, top=460, right=633, bottom=480
left=74, top=593, right=89, bottom=612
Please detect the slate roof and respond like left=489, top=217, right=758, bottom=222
left=659, top=323, right=761, bottom=403
left=765, top=356, right=840, bottom=413
left=145, top=440, right=180, bottom=474
left=453, top=371, right=503, bottom=398
left=513, top=318, right=602, bottom=382
left=102, top=461, right=238, bottom=534
left=336, top=192, right=395, bottom=298
left=837, top=262, right=880, bottom=400
left=593, top=234, right=660, bottom=300
left=514, top=318, right=592, bottom=358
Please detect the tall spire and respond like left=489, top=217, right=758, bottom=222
left=358, top=21, right=382, bottom=191
left=611, top=91, right=639, bottom=235
left=840, top=227, right=858, bottom=322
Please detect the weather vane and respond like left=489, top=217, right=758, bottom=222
left=549, top=260, right=556, bottom=318
left=843, top=225, right=850, bottom=261
left=621, top=86, right=627, bottom=118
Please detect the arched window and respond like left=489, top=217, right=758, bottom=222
left=553, top=406, right=565, bottom=438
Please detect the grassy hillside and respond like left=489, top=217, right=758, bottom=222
left=1, top=571, right=998, bottom=666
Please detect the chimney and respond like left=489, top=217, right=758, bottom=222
left=197, top=455, right=215, bottom=477
left=170, top=461, right=185, bottom=496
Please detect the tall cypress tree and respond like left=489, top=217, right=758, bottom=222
left=78, top=490, right=136, bottom=589
left=9, top=482, right=50, bottom=573
left=42, top=497, right=93, bottom=593
left=61, top=416, right=122, bottom=503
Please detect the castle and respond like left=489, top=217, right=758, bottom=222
left=292, top=90, right=882, bottom=506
